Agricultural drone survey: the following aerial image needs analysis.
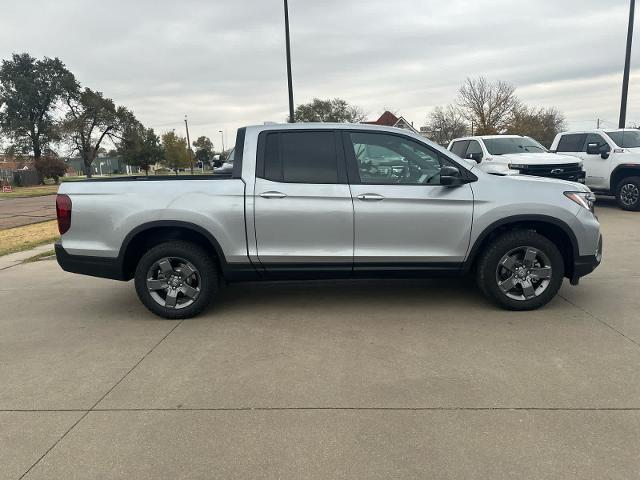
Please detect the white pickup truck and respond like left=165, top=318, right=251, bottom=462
left=448, top=135, right=585, bottom=183
left=550, top=129, right=640, bottom=210
left=55, top=123, right=602, bottom=319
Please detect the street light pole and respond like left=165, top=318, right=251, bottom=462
left=184, top=115, right=193, bottom=174
left=620, top=0, right=636, bottom=128
left=219, top=130, right=225, bottom=159
left=284, top=0, right=295, bottom=122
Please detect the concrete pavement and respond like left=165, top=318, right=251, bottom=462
left=1, top=199, right=640, bottom=479
left=0, top=195, right=56, bottom=230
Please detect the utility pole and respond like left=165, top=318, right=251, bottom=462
left=219, top=130, right=225, bottom=160
left=284, top=0, right=295, bottom=122
left=620, top=0, right=636, bottom=128
left=597, top=118, right=601, bottom=129
left=184, top=115, right=193, bottom=174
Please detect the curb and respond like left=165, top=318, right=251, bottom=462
left=0, top=243, right=56, bottom=271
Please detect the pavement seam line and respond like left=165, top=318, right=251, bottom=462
left=18, top=319, right=185, bottom=480
left=4, top=407, right=640, bottom=412
left=559, top=293, right=640, bottom=350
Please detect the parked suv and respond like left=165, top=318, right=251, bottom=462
left=55, top=124, right=602, bottom=319
left=448, top=135, right=585, bottom=183
left=550, top=129, right=640, bottom=210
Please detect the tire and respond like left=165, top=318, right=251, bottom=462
left=476, top=230, right=564, bottom=311
left=615, top=176, right=640, bottom=211
left=134, top=241, right=218, bottom=319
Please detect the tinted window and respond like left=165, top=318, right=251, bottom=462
left=466, top=140, right=484, bottom=160
left=557, top=134, right=586, bottom=152
left=605, top=130, right=640, bottom=148
left=348, top=132, right=447, bottom=185
left=583, top=133, right=610, bottom=153
left=483, top=137, right=546, bottom=155
left=262, top=131, right=338, bottom=183
left=450, top=140, right=469, bottom=157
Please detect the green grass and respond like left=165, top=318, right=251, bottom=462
left=0, top=184, right=59, bottom=198
left=0, top=220, right=59, bottom=256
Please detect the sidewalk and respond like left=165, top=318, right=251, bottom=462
left=0, top=243, right=55, bottom=271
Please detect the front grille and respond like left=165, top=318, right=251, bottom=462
left=515, top=163, right=585, bottom=182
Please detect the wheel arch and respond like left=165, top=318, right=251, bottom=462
left=119, top=221, right=228, bottom=281
left=466, top=215, right=579, bottom=279
left=611, top=165, right=640, bottom=191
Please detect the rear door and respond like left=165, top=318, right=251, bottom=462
left=253, top=130, right=353, bottom=269
left=344, top=130, right=474, bottom=268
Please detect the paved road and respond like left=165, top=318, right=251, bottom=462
left=1, top=199, right=640, bottom=479
left=0, top=195, right=56, bottom=230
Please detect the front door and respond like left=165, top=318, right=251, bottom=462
left=580, top=133, right=613, bottom=190
left=343, top=131, right=474, bottom=268
left=253, top=130, right=353, bottom=269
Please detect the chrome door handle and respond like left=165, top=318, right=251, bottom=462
left=357, top=193, right=385, bottom=201
left=259, top=191, right=287, bottom=199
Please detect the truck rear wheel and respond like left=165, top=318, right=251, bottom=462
left=615, top=176, right=640, bottom=211
left=476, top=230, right=564, bottom=311
left=134, top=241, right=218, bottom=319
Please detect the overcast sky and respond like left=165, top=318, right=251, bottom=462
left=1, top=0, right=638, bottom=148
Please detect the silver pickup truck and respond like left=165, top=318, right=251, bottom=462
left=55, top=123, right=602, bottom=319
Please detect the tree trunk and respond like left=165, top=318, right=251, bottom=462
left=84, top=161, right=92, bottom=178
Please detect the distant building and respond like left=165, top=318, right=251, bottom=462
left=362, top=111, right=420, bottom=134
left=63, top=154, right=134, bottom=176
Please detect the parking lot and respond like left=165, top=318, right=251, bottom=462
left=1, top=198, right=639, bottom=479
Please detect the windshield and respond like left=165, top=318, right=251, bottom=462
left=605, top=130, right=640, bottom=148
left=483, top=137, right=547, bottom=155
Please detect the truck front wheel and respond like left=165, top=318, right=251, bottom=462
left=476, top=231, right=564, bottom=311
left=134, top=241, right=218, bottom=319
left=615, top=176, right=640, bottom=211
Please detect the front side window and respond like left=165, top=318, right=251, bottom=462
left=483, top=137, right=547, bottom=155
left=466, top=140, right=484, bottom=161
left=605, top=130, right=640, bottom=148
left=262, top=131, right=338, bottom=183
left=450, top=140, right=469, bottom=158
left=557, top=134, right=587, bottom=152
left=583, top=133, right=610, bottom=153
left=348, top=132, right=448, bottom=185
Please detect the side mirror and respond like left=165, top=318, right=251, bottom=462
left=467, top=152, right=483, bottom=163
left=586, top=143, right=600, bottom=155
left=441, top=165, right=465, bottom=186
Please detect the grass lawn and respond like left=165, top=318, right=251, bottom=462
left=0, top=220, right=59, bottom=256
left=0, top=184, right=59, bottom=198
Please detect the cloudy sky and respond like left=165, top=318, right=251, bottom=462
left=1, top=0, right=638, bottom=148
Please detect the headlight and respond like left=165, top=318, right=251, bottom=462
left=564, top=191, right=596, bottom=212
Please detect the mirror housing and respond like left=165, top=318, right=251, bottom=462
left=441, top=165, right=465, bottom=186
left=586, top=143, right=600, bottom=155
left=467, top=152, right=483, bottom=163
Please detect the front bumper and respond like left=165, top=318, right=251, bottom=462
left=570, top=235, right=602, bottom=285
left=55, top=241, right=127, bottom=281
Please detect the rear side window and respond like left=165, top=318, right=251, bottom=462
left=450, top=140, right=469, bottom=157
left=261, top=131, right=338, bottom=183
left=556, top=134, right=586, bottom=152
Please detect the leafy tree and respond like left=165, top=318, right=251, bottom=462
left=160, top=131, right=190, bottom=174
left=506, top=106, right=566, bottom=148
left=192, top=135, right=214, bottom=167
left=0, top=53, right=76, bottom=160
left=424, top=104, right=469, bottom=146
left=119, top=122, right=163, bottom=175
left=62, top=88, right=135, bottom=177
left=292, top=98, right=366, bottom=123
left=34, top=152, right=67, bottom=184
left=457, top=77, right=519, bottom=134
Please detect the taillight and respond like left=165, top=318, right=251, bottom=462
left=56, top=194, right=72, bottom=234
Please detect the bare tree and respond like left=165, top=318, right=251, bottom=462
left=506, top=106, right=566, bottom=147
left=424, top=104, right=469, bottom=145
left=458, top=77, right=519, bottom=134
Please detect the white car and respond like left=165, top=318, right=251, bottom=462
left=448, top=135, right=585, bottom=184
left=550, top=129, right=640, bottom=210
